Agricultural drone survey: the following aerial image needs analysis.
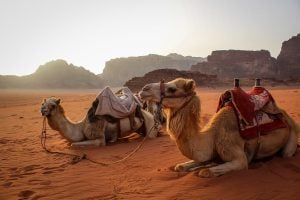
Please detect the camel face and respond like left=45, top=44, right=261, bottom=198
left=139, top=82, right=162, bottom=102
left=41, top=97, right=61, bottom=117
left=139, top=78, right=196, bottom=108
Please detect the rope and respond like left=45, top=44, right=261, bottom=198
left=85, top=136, right=148, bottom=166
left=40, top=117, right=153, bottom=165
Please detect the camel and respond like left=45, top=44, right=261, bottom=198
left=139, top=78, right=300, bottom=177
left=40, top=97, right=158, bottom=146
left=143, top=100, right=166, bottom=125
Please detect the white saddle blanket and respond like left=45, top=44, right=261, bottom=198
left=95, top=87, right=142, bottom=118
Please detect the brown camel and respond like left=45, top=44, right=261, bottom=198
left=139, top=78, right=300, bottom=177
left=41, top=97, right=158, bottom=146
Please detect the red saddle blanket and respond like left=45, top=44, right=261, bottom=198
left=217, top=86, right=286, bottom=140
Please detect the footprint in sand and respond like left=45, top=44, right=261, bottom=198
left=42, top=165, right=65, bottom=174
left=28, top=179, right=52, bottom=186
left=39, top=180, right=52, bottom=185
left=18, top=190, right=35, bottom=199
left=0, top=139, right=9, bottom=144
left=2, top=181, right=13, bottom=187
left=23, top=164, right=41, bottom=172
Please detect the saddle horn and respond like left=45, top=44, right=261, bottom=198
left=234, top=78, right=240, bottom=87
left=255, top=78, right=261, bottom=87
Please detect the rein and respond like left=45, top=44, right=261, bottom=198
left=41, top=117, right=87, bottom=164
left=41, top=116, right=154, bottom=165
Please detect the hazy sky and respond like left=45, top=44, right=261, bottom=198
left=0, top=0, right=299, bottom=76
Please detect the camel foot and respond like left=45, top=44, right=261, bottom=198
left=174, top=160, right=212, bottom=172
left=198, top=168, right=214, bottom=178
left=174, top=164, right=187, bottom=172
left=174, top=160, right=199, bottom=172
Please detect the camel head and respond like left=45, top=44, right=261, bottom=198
left=139, top=78, right=196, bottom=109
left=41, top=97, right=62, bottom=117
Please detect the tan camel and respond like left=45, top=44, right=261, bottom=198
left=40, top=97, right=158, bottom=146
left=139, top=78, right=300, bottom=177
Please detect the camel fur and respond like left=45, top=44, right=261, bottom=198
left=139, top=78, right=300, bottom=177
left=40, top=97, right=158, bottom=146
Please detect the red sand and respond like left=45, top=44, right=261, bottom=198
left=1, top=88, right=300, bottom=200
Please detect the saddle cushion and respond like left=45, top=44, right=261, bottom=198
left=217, top=86, right=286, bottom=140
left=95, top=87, right=142, bottom=118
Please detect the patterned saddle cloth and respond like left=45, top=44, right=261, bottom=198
left=217, top=86, right=286, bottom=140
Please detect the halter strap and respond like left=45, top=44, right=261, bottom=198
left=160, top=79, right=165, bottom=98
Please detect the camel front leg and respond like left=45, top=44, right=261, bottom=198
left=175, top=160, right=216, bottom=172
left=198, top=153, right=248, bottom=177
left=71, top=139, right=106, bottom=147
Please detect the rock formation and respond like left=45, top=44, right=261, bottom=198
left=124, top=69, right=219, bottom=92
left=101, top=53, right=205, bottom=86
left=191, top=50, right=278, bottom=78
left=277, top=34, right=300, bottom=78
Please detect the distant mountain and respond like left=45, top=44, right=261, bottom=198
left=100, top=53, right=205, bottom=86
left=277, top=34, right=300, bottom=78
left=190, top=34, right=300, bottom=80
left=124, top=68, right=219, bottom=92
left=191, top=50, right=279, bottom=78
left=0, top=60, right=103, bottom=89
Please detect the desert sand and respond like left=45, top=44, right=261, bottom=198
left=1, top=87, right=300, bottom=200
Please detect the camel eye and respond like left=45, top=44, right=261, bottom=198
left=168, top=87, right=177, bottom=93
left=48, top=104, right=56, bottom=109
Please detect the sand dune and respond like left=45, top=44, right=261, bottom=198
left=1, top=88, right=300, bottom=200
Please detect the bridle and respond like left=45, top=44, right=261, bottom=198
left=159, top=79, right=196, bottom=104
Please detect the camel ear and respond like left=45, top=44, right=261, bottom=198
left=55, top=98, right=61, bottom=105
left=184, top=79, right=195, bottom=92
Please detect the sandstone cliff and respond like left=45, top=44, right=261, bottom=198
left=124, top=69, right=218, bottom=92
left=101, top=53, right=205, bottom=86
left=191, top=50, right=278, bottom=78
left=277, top=34, right=300, bottom=78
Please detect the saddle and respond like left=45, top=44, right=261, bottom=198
left=217, top=86, right=287, bottom=140
left=87, top=87, right=145, bottom=136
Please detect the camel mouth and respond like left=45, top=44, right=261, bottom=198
left=41, top=110, right=51, bottom=117
left=139, top=92, right=160, bottom=102
left=41, top=107, right=51, bottom=117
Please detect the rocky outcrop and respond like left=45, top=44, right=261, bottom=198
left=0, top=60, right=103, bottom=89
left=124, top=69, right=219, bottom=92
left=101, top=53, right=205, bottom=86
left=277, top=34, right=300, bottom=78
left=191, top=50, right=278, bottom=78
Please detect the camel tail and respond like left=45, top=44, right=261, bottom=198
left=281, top=110, right=300, bottom=145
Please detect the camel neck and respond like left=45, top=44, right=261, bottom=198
left=47, top=112, right=85, bottom=142
left=167, top=96, right=200, bottom=138
left=166, top=95, right=214, bottom=161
